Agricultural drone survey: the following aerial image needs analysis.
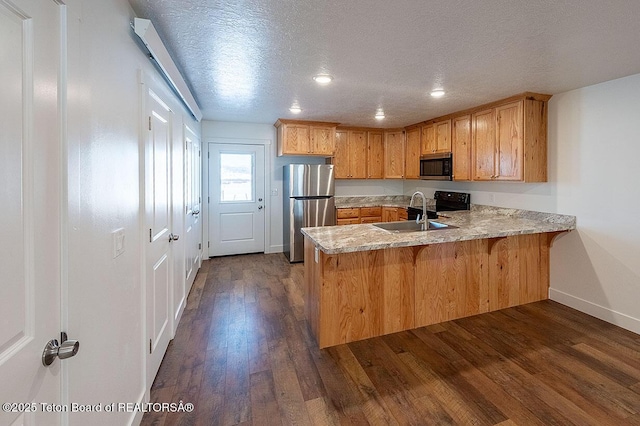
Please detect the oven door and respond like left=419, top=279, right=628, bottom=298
left=420, top=152, right=453, bottom=180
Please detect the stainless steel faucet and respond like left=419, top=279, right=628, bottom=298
left=410, top=191, right=427, bottom=230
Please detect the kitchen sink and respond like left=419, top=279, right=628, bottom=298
left=373, top=220, right=457, bottom=233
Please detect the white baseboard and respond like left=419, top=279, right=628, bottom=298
left=267, top=244, right=283, bottom=254
left=550, top=288, right=640, bottom=335
left=128, top=387, right=148, bottom=426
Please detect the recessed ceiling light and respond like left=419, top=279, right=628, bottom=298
left=375, top=110, right=385, bottom=120
left=289, top=103, right=302, bottom=113
left=313, top=74, right=333, bottom=84
left=430, top=89, right=445, bottom=98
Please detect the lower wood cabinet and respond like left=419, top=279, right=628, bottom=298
left=336, top=207, right=360, bottom=225
left=381, top=207, right=398, bottom=222
left=336, top=206, right=405, bottom=225
left=304, top=232, right=557, bottom=348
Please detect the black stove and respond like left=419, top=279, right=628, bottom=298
left=406, top=191, right=470, bottom=221
left=434, top=191, right=471, bottom=212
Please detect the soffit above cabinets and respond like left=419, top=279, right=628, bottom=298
left=129, top=0, right=640, bottom=127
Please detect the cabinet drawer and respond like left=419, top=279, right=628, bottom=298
left=360, top=216, right=382, bottom=224
left=360, top=206, right=382, bottom=217
left=337, top=218, right=361, bottom=226
left=336, top=208, right=360, bottom=219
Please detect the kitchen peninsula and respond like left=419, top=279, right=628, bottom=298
left=301, top=206, right=576, bottom=348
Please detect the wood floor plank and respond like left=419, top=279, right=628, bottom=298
left=143, top=255, right=640, bottom=426
left=269, top=338, right=312, bottom=426
left=140, top=385, right=174, bottom=426
left=348, top=337, right=445, bottom=425
left=249, top=370, right=282, bottom=426
left=330, top=344, right=398, bottom=425
left=436, top=329, right=597, bottom=425
left=223, top=337, right=251, bottom=425
left=305, top=397, right=340, bottom=426
left=194, top=347, right=226, bottom=426
left=302, top=326, right=370, bottom=424
left=385, top=329, right=508, bottom=425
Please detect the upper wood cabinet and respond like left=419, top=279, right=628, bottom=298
left=275, top=119, right=339, bottom=156
left=311, top=125, right=336, bottom=155
left=472, top=97, right=547, bottom=182
left=333, top=130, right=349, bottom=179
left=333, top=129, right=374, bottom=179
left=367, top=131, right=384, bottom=179
left=421, top=119, right=451, bottom=154
left=347, top=130, right=367, bottom=179
left=384, top=130, right=405, bottom=179
left=472, top=108, right=496, bottom=181
left=452, top=114, right=471, bottom=181
left=404, top=127, right=421, bottom=179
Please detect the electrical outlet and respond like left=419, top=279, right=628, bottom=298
left=112, top=228, right=125, bottom=258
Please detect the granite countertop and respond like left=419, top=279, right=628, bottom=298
left=302, top=205, right=576, bottom=254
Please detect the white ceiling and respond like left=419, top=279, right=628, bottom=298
left=129, top=0, right=640, bottom=127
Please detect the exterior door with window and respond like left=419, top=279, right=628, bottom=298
left=208, top=143, right=265, bottom=256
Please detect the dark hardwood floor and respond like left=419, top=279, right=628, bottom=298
left=142, top=253, right=640, bottom=425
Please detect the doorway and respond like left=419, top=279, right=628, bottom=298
left=207, top=143, right=266, bottom=256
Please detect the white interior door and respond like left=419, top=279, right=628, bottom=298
left=184, top=125, right=201, bottom=288
left=0, top=0, right=63, bottom=424
left=208, top=143, right=265, bottom=256
left=145, top=88, right=173, bottom=386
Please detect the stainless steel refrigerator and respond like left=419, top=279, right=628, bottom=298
left=283, top=164, right=335, bottom=262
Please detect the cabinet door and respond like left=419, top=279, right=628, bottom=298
left=337, top=218, right=361, bottom=225
left=398, top=208, right=408, bottom=221
left=421, top=124, right=435, bottom=154
left=382, top=207, right=399, bottom=222
left=336, top=208, right=360, bottom=219
left=435, top=119, right=452, bottom=152
left=283, top=124, right=310, bottom=154
left=452, top=115, right=471, bottom=181
left=367, top=131, right=384, bottom=179
left=360, top=206, right=382, bottom=217
left=311, top=125, right=335, bottom=155
left=472, top=108, right=496, bottom=181
left=348, top=130, right=368, bottom=179
left=384, top=131, right=405, bottom=179
left=333, top=130, right=349, bottom=178
left=495, top=101, right=524, bottom=180
left=404, top=128, right=421, bottom=179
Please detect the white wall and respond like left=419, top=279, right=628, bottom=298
left=407, top=72, right=640, bottom=333
left=201, top=121, right=325, bottom=254
left=335, top=179, right=404, bottom=196
left=65, top=0, right=200, bottom=424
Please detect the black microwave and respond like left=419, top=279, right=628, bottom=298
left=420, top=152, right=453, bottom=180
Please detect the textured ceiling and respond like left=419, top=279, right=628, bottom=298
left=129, top=0, right=640, bottom=127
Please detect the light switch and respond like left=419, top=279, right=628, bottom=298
left=112, top=228, right=125, bottom=258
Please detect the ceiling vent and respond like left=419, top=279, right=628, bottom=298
left=132, top=18, right=203, bottom=121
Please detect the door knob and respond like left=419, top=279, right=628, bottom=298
left=258, top=205, right=263, bottom=210
left=169, top=233, right=180, bottom=242
left=42, top=337, right=80, bottom=366
left=192, top=210, right=200, bottom=215
left=258, top=198, right=263, bottom=202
